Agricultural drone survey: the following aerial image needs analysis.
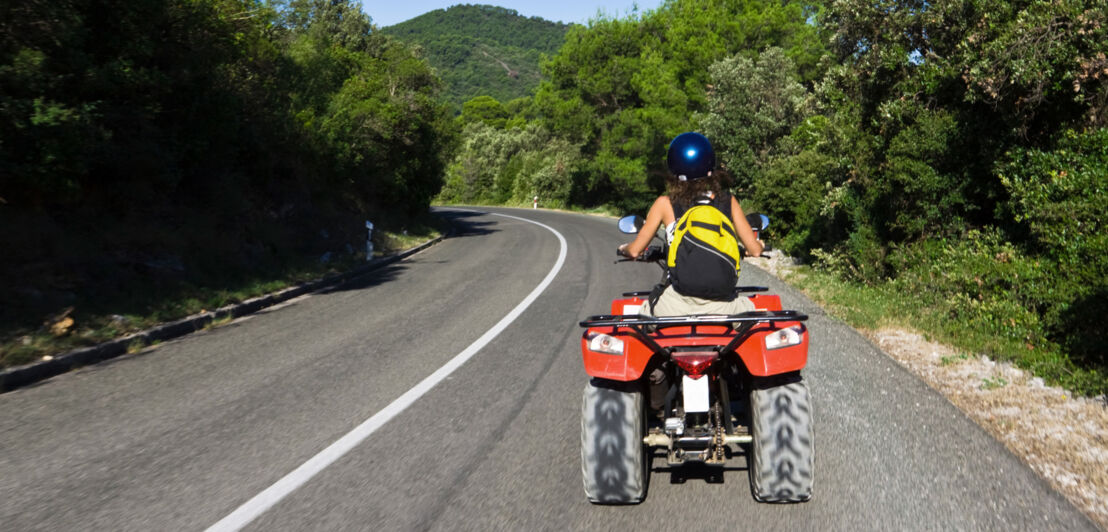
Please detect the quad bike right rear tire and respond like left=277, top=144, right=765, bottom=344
left=581, top=378, right=649, bottom=504
left=748, top=375, right=813, bottom=502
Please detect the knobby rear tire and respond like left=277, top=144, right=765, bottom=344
left=749, top=376, right=814, bottom=502
left=581, top=378, right=649, bottom=504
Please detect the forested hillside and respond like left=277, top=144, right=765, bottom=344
left=439, top=0, right=1107, bottom=395
left=380, top=5, right=569, bottom=109
left=0, top=0, right=452, bottom=367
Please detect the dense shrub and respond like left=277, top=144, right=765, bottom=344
left=438, top=122, right=580, bottom=206
left=997, top=129, right=1108, bottom=376
left=883, top=227, right=1104, bottom=395
left=888, top=231, right=1047, bottom=346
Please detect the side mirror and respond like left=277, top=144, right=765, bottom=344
left=618, top=215, right=645, bottom=234
left=746, top=213, right=770, bottom=232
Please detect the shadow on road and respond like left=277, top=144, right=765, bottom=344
left=652, top=457, right=749, bottom=485
left=321, top=211, right=499, bottom=295
left=436, top=210, right=499, bottom=239
left=322, top=264, right=406, bottom=294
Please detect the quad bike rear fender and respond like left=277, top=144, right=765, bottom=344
left=581, top=297, right=809, bottom=381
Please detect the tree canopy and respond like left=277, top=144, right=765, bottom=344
left=441, top=0, right=828, bottom=211
left=436, top=0, right=1106, bottom=393
left=0, top=0, right=454, bottom=353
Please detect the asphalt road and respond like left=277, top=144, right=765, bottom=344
left=0, top=207, right=1095, bottom=531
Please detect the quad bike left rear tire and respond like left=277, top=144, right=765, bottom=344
left=581, top=378, right=649, bottom=504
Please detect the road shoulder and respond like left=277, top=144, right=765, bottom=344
left=748, top=252, right=1108, bottom=529
left=0, top=236, right=445, bottom=393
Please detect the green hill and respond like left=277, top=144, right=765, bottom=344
left=380, top=4, right=570, bottom=109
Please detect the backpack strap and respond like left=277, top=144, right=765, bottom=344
left=648, top=283, right=667, bottom=314
left=712, top=190, right=733, bottom=220
left=672, top=191, right=732, bottom=221
left=671, top=197, right=688, bottom=221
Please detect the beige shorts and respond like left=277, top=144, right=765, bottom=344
left=641, top=285, right=755, bottom=317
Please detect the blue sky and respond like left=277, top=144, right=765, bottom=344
left=362, top=1, right=666, bottom=27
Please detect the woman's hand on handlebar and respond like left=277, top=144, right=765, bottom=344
left=617, top=243, right=645, bottom=260
left=740, top=239, right=769, bottom=258
left=618, top=243, right=664, bottom=261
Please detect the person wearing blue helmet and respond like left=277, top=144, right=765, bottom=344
left=619, top=132, right=763, bottom=317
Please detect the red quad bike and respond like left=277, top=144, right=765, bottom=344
left=578, top=213, right=813, bottom=504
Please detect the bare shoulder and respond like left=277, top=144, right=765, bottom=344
left=655, top=195, right=676, bottom=223
left=730, top=195, right=744, bottom=213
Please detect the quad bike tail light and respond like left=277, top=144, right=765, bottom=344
left=765, top=325, right=805, bottom=350
left=671, top=351, right=719, bottom=378
left=586, top=332, right=625, bottom=355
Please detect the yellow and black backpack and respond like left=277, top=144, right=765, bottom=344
left=667, top=195, right=740, bottom=300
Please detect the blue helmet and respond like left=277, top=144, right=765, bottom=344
left=666, top=132, right=715, bottom=181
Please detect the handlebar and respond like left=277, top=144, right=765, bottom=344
left=615, top=245, right=665, bottom=263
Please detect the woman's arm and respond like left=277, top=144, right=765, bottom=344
left=730, top=196, right=763, bottom=257
left=620, top=196, right=671, bottom=258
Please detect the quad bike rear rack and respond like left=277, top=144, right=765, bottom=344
left=579, top=310, right=808, bottom=356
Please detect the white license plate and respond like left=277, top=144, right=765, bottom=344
left=621, top=304, right=642, bottom=315
left=682, top=375, right=710, bottom=413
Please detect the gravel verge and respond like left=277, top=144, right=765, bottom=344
left=748, top=251, right=1108, bottom=530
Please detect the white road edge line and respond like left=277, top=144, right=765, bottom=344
left=206, top=210, right=567, bottom=532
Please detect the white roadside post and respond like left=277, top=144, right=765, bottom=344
left=533, top=195, right=539, bottom=209
left=365, top=220, right=374, bottom=261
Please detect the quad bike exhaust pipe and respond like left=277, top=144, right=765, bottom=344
left=643, top=434, right=753, bottom=446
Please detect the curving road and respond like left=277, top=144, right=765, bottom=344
left=0, top=208, right=1095, bottom=531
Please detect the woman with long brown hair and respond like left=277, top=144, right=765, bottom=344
left=618, top=132, right=762, bottom=316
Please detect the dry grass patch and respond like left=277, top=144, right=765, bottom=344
left=869, top=328, right=1108, bottom=529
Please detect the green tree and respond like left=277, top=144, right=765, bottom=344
left=788, top=0, right=1106, bottom=280
left=438, top=122, right=580, bottom=206
left=459, top=95, right=509, bottom=128
left=997, top=129, right=1108, bottom=370
left=698, top=47, right=810, bottom=192
left=529, top=0, right=829, bottom=212
left=741, top=0, right=1107, bottom=391
left=0, top=0, right=455, bottom=356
